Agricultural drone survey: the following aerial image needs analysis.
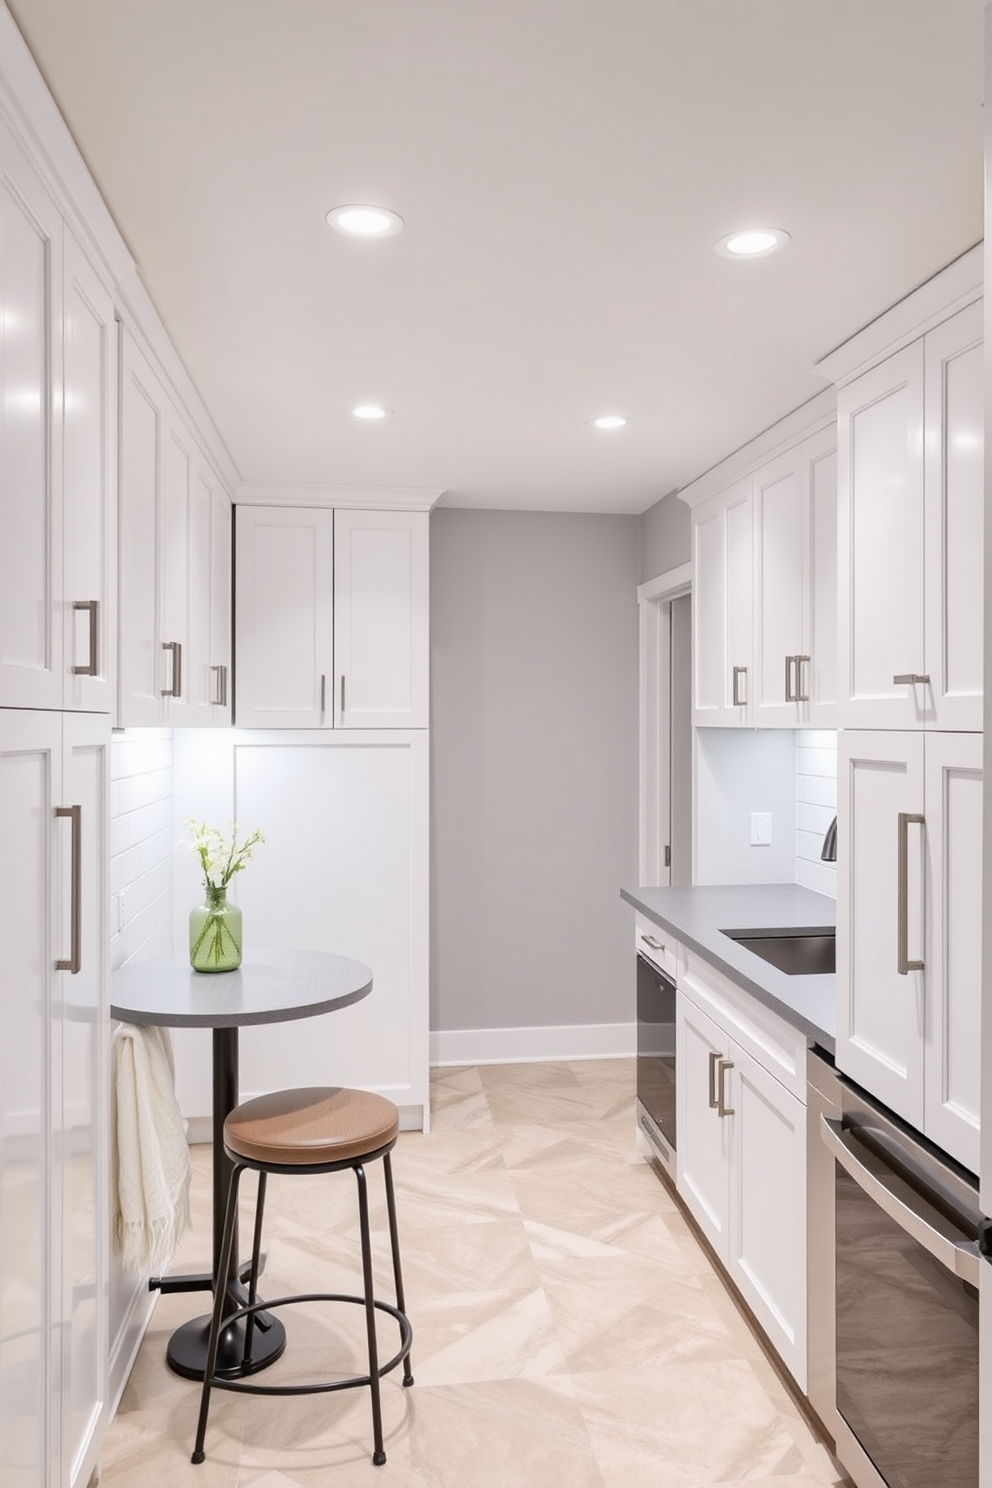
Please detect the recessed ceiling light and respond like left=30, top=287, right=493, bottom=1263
left=714, top=227, right=790, bottom=259
left=351, top=404, right=392, bottom=420
left=326, top=204, right=404, bottom=238
left=588, top=414, right=629, bottom=430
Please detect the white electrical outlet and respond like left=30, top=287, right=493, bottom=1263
left=750, top=812, right=772, bottom=847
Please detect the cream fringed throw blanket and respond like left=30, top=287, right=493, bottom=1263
left=112, top=1022, right=192, bottom=1271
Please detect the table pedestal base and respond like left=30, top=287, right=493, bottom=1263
left=166, top=1311, right=287, bottom=1381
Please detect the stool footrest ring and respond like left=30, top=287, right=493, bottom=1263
left=201, top=1291, right=413, bottom=1397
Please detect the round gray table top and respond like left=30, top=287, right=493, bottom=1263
left=110, top=948, right=372, bottom=1029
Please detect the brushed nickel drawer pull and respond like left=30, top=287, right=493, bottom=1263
left=161, top=641, right=182, bottom=698
left=55, top=804, right=82, bottom=974
left=708, top=1050, right=720, bottom=1110
left=893, top=673, right=930, bottom=686
left=717, top=1059, right=735, bottom=1118
left=72, top=600, right=99, bottom=676
left=897, top=811, right=925, bottom=975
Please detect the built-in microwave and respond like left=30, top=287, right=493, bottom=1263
left=636, top=951, right=677, bottom=1182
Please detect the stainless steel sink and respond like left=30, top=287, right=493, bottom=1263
left=721, top=929, right=836, bottom=976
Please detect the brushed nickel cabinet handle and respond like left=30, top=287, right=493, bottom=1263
left=717, top=1059, right=735, bottom=1118
left=55, top=804, right=81, bottom=974
left=161, top=641, right=182, bottom=698
left=893, top=673, right=931, bottom=686
left=732, top=666, right=748, bottom=707
left=897, top=811, right=925, bottom=975
left=71, top=600, right=99, bottom=676
left=340, top=674, right=346, bottom=714
left=796, top=654, right=811, bottom=703
left=320, top=673, right=326, bottom=717
left=642, top=934, right=666, bottom=952
left=211, top=664, right=228, bottom=707
left=785, top=655, right=796, bottom=703
left=708, top=1050, right=721, bottom=1110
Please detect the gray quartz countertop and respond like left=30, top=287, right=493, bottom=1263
left=621, top=883, right=836, bottom=1053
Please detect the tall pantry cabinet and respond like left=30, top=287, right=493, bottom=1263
left=821, top=249, right=985, bottom=1176
left=0, top=111, right=112, bottom=1488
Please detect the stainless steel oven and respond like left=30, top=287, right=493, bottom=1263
left=808, top=1050, right=983, bottom=1488
left=636, top=951, right=676, bottom=1182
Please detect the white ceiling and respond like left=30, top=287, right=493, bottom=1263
left=7, top=0, right=986, bottom=513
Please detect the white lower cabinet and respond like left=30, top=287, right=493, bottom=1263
left=836, top=729, right=982, bottom=1173
left=677, top=964, right=807, bottom=1389
left=0, top=709, right=109, bottom=1488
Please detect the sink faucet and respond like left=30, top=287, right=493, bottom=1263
left=820, top=815, right=838, bottom=862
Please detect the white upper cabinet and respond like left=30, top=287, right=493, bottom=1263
left=118, top=327, right=232, bottom=727
left=836, top=729, right=981, bottom=1172
left=836, top=302, right=982, bottom=731
left=333, top=509, right=429, bottom=729
left=692, top=477, right=752, bottom=725
left=234, top=505, right=429, bottom=729
left=752, top=447, right=804, bottom=725
left=63, top=232, right=117, bottom=714
left=923, top=302, right=983, bottom=732
left=691, top=417, right=837, bottom=728
left=234, top=505, right=335, bottom=728
left=0, top=122, right=116, bottom=715
left=0, top=119, right=61, bottom=711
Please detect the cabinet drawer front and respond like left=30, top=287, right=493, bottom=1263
left=634, top=916, right=680, bottom=980
left=680, top=951, right=808, bottom=1102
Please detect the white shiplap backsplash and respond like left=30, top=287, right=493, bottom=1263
left=109, top=728, right=175, bottom=970
left=795, top=729, right=837, bottom=898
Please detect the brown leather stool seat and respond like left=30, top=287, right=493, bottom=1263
left=191, top=1086, right=413, bottom=1469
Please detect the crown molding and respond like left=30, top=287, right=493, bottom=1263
left=677, top=387, right=837, bottom=511
left=236, top=482, right=445, bottom=512
left=814, top=242, right=983, bottom=388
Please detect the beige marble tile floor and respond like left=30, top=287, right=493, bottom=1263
left=100, top=1060, right=852, bottom=1488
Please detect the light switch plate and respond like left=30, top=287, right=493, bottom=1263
left=750, top=811, right=772, bottom=847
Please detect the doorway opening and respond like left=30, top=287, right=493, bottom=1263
left=638, top=563, right=692, bottom=886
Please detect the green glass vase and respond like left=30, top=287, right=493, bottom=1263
left=189, top=885, right=242, bottom=973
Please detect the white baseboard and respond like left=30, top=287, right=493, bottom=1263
left=429, top=1022, right=636, bottom=1067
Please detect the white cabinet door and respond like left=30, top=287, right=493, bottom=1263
left=836, top=730, right=926, bottom=1128
left=0, top=710, right=59, bottom=1488
left=159, top=400, right=195, bottom=724
left=691, top=496, right=726, bottom=724
left=802, top=425, right=838, bottom=726
left=208, top=484, right=232, bottom=723
left=62, top=232, right=116, bottom=715
left=0, top=121, right=63, bottom=712
left=58, top=714, right=109, bottom=1488
left=923, top=732, right=982, bottom=1172
left=752, top=447, right=804, bottom=726
left=333, top=510, right=429, bottom=729
left=728, top=1046, right=807, bottom=1390
left=0, top=710, right=109, bottom=1488
left=691, top=478, right=752, bottom=726
left=676, top=991, right=731, bottom=1258
left=118, top=330, right=168, bottom=726
left=234, top=506, right=334, bottom=727
left=924, top=303, right=983, bottom=732
left=837, top=342, right=926, bottom=729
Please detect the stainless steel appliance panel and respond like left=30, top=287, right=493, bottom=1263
left=810, top=1051, right=982, bottom=1488
left=636, top=951, right=676, bottom=1181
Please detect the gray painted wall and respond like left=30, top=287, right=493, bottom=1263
left=640, top=489, right=690, bottom=581
left=430, top=508, right=640, bottom=1033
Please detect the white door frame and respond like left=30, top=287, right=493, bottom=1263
left=638, top=562, right=692, bottom=884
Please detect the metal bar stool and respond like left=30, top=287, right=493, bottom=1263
left=191, top=1086, right=414, bottom=1467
